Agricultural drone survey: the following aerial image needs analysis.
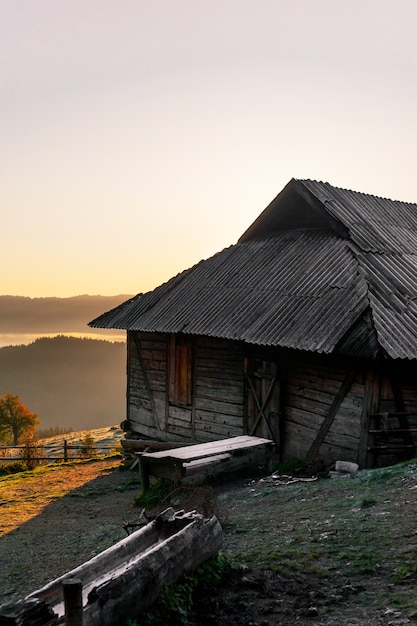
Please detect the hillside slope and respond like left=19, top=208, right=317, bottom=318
left=0, top=336, right=126, bottom=430
left=1, top=461, right=416, bottom=624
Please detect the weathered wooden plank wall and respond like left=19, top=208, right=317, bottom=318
left=193, top=338, right=245, bottom=441
left=127, top=331, right=169, bottom=439
left=393, top=364, right=417, bottom=413
left=125, top=332, right=417, bottom=466
left=127, top=333, right=245, bottom=442
left=279, top=355, right=364, bottom=463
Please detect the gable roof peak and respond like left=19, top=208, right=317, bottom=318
left=238, top=178, right=347, bottom=243
left=90, top=178, right=417, bottom=360
left=239, top=178, right=417, bottom=245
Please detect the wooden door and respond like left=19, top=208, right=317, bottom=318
left=244, top=358, right=281, bottom=450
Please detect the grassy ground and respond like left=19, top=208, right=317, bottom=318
left=2, top=453, right=417, bottom=624
left=216, top=462, right=417, bottom=620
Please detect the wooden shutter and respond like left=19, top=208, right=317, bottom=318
left=169, top=336, right=193, bottom=407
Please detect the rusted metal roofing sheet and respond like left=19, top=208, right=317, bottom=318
left=90, top=179, right=417, bottom=360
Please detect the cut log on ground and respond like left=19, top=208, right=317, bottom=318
left=0, top=508, right=223, bottom=626
left=0, top=598, right=56, bottom=626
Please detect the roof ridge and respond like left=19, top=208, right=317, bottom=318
left=297, top=178, right=417, bottom=206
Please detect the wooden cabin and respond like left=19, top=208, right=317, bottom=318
left=90, top=178, right=417, bottom=468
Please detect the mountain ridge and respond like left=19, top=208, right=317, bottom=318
left=0, top=294, right=133, bottom=333
left=0, top=336, right=126, bottom=431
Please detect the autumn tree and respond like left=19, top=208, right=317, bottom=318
left=0, top=393, right=39, bottom=445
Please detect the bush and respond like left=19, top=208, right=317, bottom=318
left=79, top=434, right=97, bottom=458
left=20, top=432, right=46, bottom=470
left=0, top=460, right=27, bottom=476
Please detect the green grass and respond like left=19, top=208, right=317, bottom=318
left=135, top=479, right=177, bottom=508
left=219, top=460, right=417, bottom=586
left=122, top=553, right=231, bottom=626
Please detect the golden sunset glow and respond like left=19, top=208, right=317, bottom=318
left=1, top=1, right=416, bottom=298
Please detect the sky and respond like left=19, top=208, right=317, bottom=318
left=1, top=0, right=416, bottom=298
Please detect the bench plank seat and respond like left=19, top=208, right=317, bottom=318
left=137, top=436, right=274, bottom=489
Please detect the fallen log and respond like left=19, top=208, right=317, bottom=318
left=0, top=508, right=222, bottom=626
left=0, top=597, right=56, bottom=626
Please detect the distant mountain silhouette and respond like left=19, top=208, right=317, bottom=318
left=0, top=295, right=132, bottom=334
left=0, top=336, right=126, bottom=431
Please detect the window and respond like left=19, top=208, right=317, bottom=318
left=168, top=335, right=193, bottom=407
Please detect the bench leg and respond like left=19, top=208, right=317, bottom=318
left=139, top=455, right=150, bottom=491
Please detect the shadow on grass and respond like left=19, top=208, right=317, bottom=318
left=0, top=459, right=141, bottom=603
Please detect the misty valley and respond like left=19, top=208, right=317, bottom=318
left=0, top=336, right=126, bottom=432
left=0, top=295, right=130, bottom=432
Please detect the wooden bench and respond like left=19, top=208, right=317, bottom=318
left=137, top=435, right=274, bottom=490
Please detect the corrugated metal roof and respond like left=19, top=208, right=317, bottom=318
left=355, top=252, right=417, bottom=359
left=301, top=179, right=417, bottom=254
left=90, top=231, right=368, bottom=354
left=89, top=179, right=417, bottom=360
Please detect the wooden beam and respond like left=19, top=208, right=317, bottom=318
left=305, top=368, right=357, bottom=465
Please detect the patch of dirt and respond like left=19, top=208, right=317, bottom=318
left=1, top=460, right=417, bottom=625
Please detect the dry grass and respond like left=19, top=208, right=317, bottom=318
left=0, top=459, right=121, bottom=536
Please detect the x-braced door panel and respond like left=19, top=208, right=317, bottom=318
left=244, top=358, right=281, bottom=450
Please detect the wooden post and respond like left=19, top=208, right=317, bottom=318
left=63, top=577, right=83, bottom=626
left=138, top=455, right=150, bottom=491
left=64, top=440, right=68, bottom=462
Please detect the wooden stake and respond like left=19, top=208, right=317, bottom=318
left=63, top=578, right=83, bottom=626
